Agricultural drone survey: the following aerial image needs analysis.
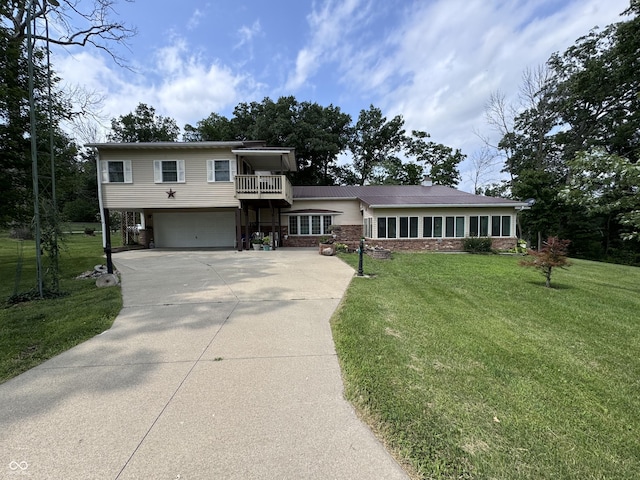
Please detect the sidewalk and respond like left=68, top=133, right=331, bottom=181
left=0, top=249, right=408, bottom=479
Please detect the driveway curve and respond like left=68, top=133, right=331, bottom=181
left=0, top=248, right=408, bottom=479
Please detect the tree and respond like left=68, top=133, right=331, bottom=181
left=183, top=113, right=235, bottom=141
left=404, top=130, right=464, bottom=187
left=347, top=105, right=405, bottom=185
left=1, top=0, right=134, bottom=226
left=221, top=96, right=351, bottom=185
left=108, top=103, right=180, bottom=142
left=563, top=149, right=640, bottom=242
left=520, top=236, right=571, bottom=288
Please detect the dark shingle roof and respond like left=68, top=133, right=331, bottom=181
left=293, top=185, right=525, bottom=208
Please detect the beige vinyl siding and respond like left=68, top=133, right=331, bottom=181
left=100, top=149, right=239, bottom=210
left=285, top=199, right=362, bottom=224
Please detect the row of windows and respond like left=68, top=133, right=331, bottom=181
left=101, top=160, right=236, bottom=184
left=373, top=215, right=512, bottom=238
left=288, top=215, right=333, bottom=236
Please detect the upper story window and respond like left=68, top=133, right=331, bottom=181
left=154, top=160, right=185, bottom=183
left=207, top=159, right=236, bottom=182
left=100, top=160, right=132, bottom=183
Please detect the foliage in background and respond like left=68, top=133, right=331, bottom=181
left=482, top=3, right=640, bottom=264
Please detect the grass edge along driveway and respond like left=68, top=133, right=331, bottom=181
left=332, top=252, right=640, bottom=480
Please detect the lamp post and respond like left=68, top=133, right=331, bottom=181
left=26, top=0, right=59, bottom=298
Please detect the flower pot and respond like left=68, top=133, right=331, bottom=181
left=263, top=245, right=272, bottom=251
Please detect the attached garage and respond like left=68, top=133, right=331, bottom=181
left=153, top=211, right=236, bottom=248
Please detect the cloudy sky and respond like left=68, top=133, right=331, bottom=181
left=54, top=0, right=630, bottom=190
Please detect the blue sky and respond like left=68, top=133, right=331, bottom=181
left=55, top=0, right=630, bottom=190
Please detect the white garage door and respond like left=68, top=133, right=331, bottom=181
left=154, top=212, right=236, bottom=248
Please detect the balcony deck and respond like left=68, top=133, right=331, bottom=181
left=235, top=174, right=293, bottom=206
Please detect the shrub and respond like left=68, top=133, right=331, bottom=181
left=463, top=236, right=493, bottom=254
left=520, top=236, right=571, bottom=288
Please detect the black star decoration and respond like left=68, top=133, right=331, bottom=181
left=166, top=188, right=176, bottom=198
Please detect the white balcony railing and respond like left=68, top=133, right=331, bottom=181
left=235, top=175, right=293, bottom=204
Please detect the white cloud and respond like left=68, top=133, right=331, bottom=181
left=326, top=0, right=629, bottom=190
left=187, top=8, right=204, bottom=31
left=235, top=20, right=262, bottom=49
left=285, top=0, right=370, bottom=91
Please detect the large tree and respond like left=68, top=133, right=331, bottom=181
left=108, top=103, right=180, bottom=142
left=0, top=0, right=134, bottom=226
left=345, top=105, right=405, bottom=185
left=483, top=2, right=640, bottom=261
left=404, top=130, right=464, bottom=187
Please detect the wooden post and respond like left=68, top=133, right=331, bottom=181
left=236, top=208, right=243, bottom=251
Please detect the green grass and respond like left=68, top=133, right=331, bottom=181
left=332, top=252, right=640, bottom=479
left=0, top=231, right=123, bottom=383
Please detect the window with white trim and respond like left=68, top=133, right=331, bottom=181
left=377, top=217, right=397, bottom=238
left=469, top=215, right=489, bottom=236
left=363, top=218, right=373, bottom=238
left=491, top=215, right=512, bottom=237
left=423, top=216, right=443, bottom=238
left=100, top=160, right=132, bottom=183
left=445, top=216, right=465, bottom=238
left=207, top=159, right=236, bottom=182
left=154, top=160, right=185, bottom=183
left=399, top=217, right=419, bottom=238
left=288, top=215, right=332, bottom=235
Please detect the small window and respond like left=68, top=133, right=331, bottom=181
left=289, top=216, right=298, bottom=235
left=433, top=217, right=443, bottom=237
left=491, top=216, right=501, bottom=236
left=455, top=217, right=465, bottom=238
left=445, top=216, right=455, bottom=237
left=378, top=217, right=387, bottom=238
left=410, top=217, right=419, bottom=237
left=101, top=160, right=132, bottom=183
left=311, top=216, right=321, bottom=235
left=423, top=217, right=432, bottom=237
left=502, top=216, right=511, bottom=236
left=154, top=160, right=185, bottom=183
left=300, top=216, right=310, bottom=235
left=388, top=218, right=397, bottom=238
left=207, top=159, right=236, bottom=182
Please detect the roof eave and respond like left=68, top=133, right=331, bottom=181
left=368, top=203, right=528, bottom=208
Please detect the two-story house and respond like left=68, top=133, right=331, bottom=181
left=89, top=141, right=526, bottom=253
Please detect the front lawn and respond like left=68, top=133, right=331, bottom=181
left=0, top=231, right=122, bottom=383
left=333, top=252, right=640, bottom=479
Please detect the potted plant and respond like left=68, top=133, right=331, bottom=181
left=318, top=236, right=335, bottom=255
left=262, top=236, right=272, bottom=251
left=251, top=237, right=263, bottom=250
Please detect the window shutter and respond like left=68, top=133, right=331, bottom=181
left=123, top=160, right=133, bottom=183
left=177, top=160, right=185, bottom=183
left=154, top=160, right=162, bottom=183
left=101, top=160, right=109, bottom=183
left=207, top=160, right=215, bottom=182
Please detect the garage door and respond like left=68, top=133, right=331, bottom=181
left=153, top=212, right=236, bottom=248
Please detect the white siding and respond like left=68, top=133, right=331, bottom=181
left=284, top=199, right=362, bottom=224
left=100, top=149, right=239, bottom=210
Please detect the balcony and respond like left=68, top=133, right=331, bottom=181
left=235, top=174, right=293, bottom=205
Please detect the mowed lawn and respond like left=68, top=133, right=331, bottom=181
left=333, top=253, right=640, bottom=479
left=0, top=231, right=122, bottom=383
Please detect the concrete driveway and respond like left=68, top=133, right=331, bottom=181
left=0, top=248, right=408, bottom=479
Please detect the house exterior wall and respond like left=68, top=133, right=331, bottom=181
left=281, top=204, right=519, bottom=251
left=282, top=198, right=362, bottom=224
left=100, top=149, right=239, bottom=210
